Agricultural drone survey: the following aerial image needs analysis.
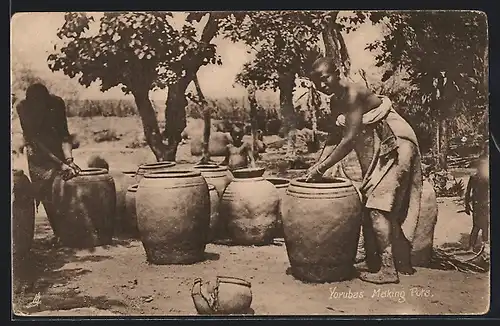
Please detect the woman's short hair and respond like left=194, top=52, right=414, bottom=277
left=26, top=83, right=50, bottom=101
left=311, top=57, right=340, bottom=76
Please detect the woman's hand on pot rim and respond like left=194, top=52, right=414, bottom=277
left=305, top=164, right=324, bottom=182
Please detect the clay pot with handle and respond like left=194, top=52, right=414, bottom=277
left=191, top=276, right=252, bottom=315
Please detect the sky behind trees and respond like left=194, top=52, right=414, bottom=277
left=11, top=12, right=383, bottom=100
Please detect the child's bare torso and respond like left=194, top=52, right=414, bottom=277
left=226, top=144, right=250, bottom=171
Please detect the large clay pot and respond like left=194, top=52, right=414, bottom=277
left=266, top=178, right=290, bottom=238
left=12, top=169, right=35, bottom=284
left=411, top=179, right=438, bottom=267
left=136, top=162, right=176, bottom=183
left=52, top=168, right=116, bottom=248
left=109, top=170, right=137, bottom=235
left=191, top=276, right=252, bottom=315
left=193, top=164, right=233, bottom=198
left=136, top=169, right=210, bottom=264
left=208, top=184, right=222, bottom=242
left=283, top=177, right=363, bottom=283
left=124, top=184, right=140, bottom=238
left=217, top=276, right=252, bottom=314
left=191, top=132, right=233, bottom=157
left=220, top=167, right=279, bottom=245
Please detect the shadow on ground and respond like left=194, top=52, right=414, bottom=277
left=427, top=233, right=488, bottom=273
left=204, top=252, right=220, bottom=261
left=211, top=239, right=284, bottom=247
left=12, top=235, right=132, bottom=315
left=439, top=232, right=470, bottom=251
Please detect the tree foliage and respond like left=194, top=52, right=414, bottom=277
left=48, top=12, right=224, bottom=161
left=219, top=11, right=367, bottom=90
left=48, top=12, right=221, bottom=94
left=363, top=11, right=488, bottom=161
left=365, top=11, right=487, bottom=125
left=220, top=11, right=333, bottom=90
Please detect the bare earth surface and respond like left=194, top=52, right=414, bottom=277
left=11, top=117, right=489, bottom=317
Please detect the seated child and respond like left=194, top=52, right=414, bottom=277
left=221, top=124, right=256, bottom=171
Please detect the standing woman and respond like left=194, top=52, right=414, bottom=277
left=306, top=57, right=423, bottom=285
left=16, top=83, right=81, bottom=244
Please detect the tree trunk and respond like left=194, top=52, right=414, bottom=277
left=164, top=82, right=189, bottom=161
left=193, top=74, right=213, bottom=164
left=278, top=72, right=297, bottom=159
left=436, top=73, right=457, bottom=171
left=438, top=117, right=449, bottom=170
left=132, top=89, right=170, bottom=161
left=307, top=84, right=320, bottom=153
left=162, top=12, right=221, bottom=162
left=322, top=11, right=351, bottom=76
left=248, top=85, right=259, bottom=159
left=435, top=119, right=440, bottom=167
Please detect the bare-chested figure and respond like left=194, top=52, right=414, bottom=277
left=221, top=124, right=256, bottom=171
left=306, top=57, right=423, bottom=284
left=17, top=83, right=82, bottom=245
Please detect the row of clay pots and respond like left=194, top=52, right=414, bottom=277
left=130, top=168, right=367, bottom=284
left=14, top=167, right=121, bottom=253
left=108, top=162, right=230, bottom=265
left=12, top=167, right=122, bottom=265
left=112, top=163, right=232, bottom=243
left=119, top=164, right=297, bottom=264
left=131, top=166, right=277, bottom=264
left=12, top=165, right=364, bottom=286
left=115, top=163, right=293, bottom=247
left=29, top=162, right=180, bottom=250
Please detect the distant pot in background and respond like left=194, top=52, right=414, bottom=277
left=109, top=170, right=137, bottom=236
left=207, top=184, right=222, bottom=243
left=136, top=162, right=176, bottom=183
left=191, top=132, right=233, bottom=157
left=124, top=184, right=140, bottom=238
left=193, top=164, right=233, bottom=198
left=265, top=177, right=290, bottom=238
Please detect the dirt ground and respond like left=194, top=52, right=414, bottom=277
left=11, top=117, right=490, bottom=317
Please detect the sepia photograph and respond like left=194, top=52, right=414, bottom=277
left=11, top=10, right=489, bottom=317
